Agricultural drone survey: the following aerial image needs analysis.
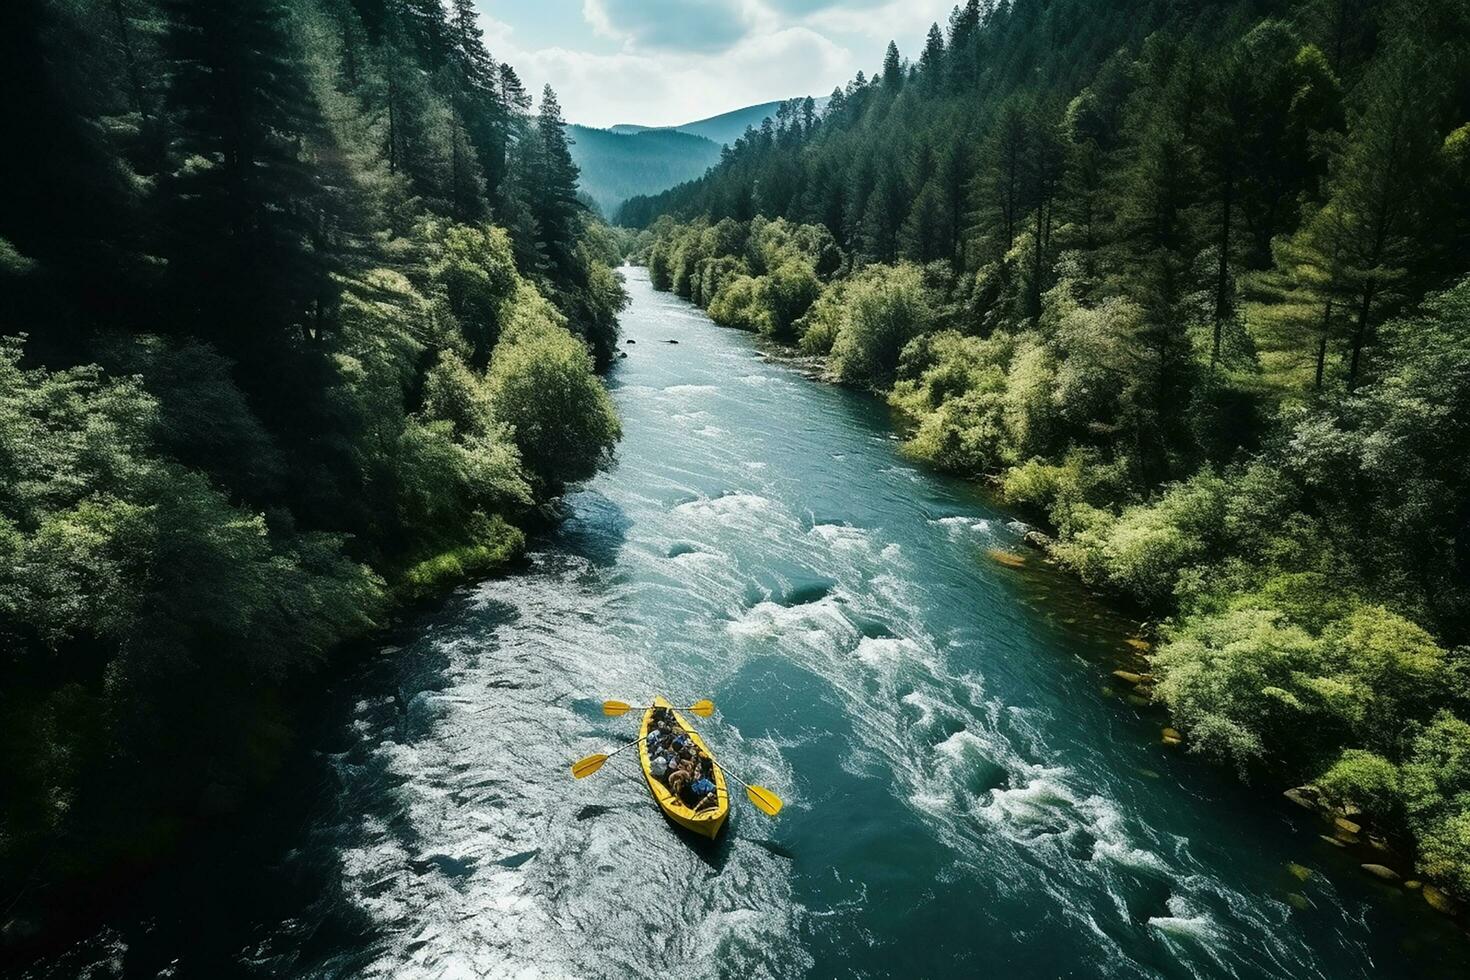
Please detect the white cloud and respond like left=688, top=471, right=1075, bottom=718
left=482, top=0, right=954, bottom=129
left=799, top=0, right=956, bottom=46
left=583, top=0, right=754, bottom=52
left=486, top=14, right=850, bottom=128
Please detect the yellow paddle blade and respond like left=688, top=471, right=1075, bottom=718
left=602, top=700, right=632, bottom=717
left=571, top=754, right=609, bottom=779
left=688, top=699, right=715, bottom=718
left=745, top=785, right=783, bottom=816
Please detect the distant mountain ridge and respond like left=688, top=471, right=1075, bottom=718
left=608, top=97, right=830, bottom=148
left=567, top=125, right=723, bottom=219
left=570, top=98, right=823, bottom=220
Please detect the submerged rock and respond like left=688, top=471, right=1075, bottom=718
left=987, top=548, right=1026, bottom=568
left=1361, top=863, right=1400, bottom=882
left=1334, top=816, right=1363, bottom=836
left=1423, top=884, right=1460, bottom=915
left=1112, top=670, right=1145, bottom=685
left=1287, top=862, right=1313, bottom=882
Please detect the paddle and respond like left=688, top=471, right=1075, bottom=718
left=570, top=734, right=645, bottom=779
left=603, top=699, right=714, bottom=718
left=714, top=762, right=784, bottom=817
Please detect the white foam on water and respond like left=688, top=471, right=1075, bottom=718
left=807, top=522, right=873, bottom=555
left=855, top=635, right=919, bottom=667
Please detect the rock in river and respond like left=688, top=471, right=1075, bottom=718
left=1360, top=864, right=1400, bottom=882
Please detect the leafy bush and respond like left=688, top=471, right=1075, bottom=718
left=1316, top=749, right=1402, bottom=824
left=830, top=263, right=934, bottom=387
left=1403, top=714, right=1470, bottom=894
left=488, top=312, right=620, bottom=490
left=1153, top=607, right=1328, bottom=775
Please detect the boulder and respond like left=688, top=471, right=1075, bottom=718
left=1162, top=727, right=1182, bottom=741
left=1286, top=862, right=1313, bottom=882
left=1125, top=636, right=1152, bottom=652
left=1423, top=884, right=1460, bottom=915
left=1360, top=864, right=1401, bottom=882
left=1022, top=530, right=1055, bottom=552
left=1405, top=880, right=1422, bottom=891
left=1319, top=834, right=1346, bottom=848
left=1005, top=519, right=1032, bottom=536
left=1162, top=735, right=1183, bottom=747
left=625, top=338, right=637, bottom=344
left=1282, top=788, right=1318, bottom=811
left=1334, top=816, right=1363, bottom=836
left=1112, top=670, right=1145, bottom=685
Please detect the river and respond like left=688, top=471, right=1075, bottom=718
left=15, top=267, right=1468, bottom=979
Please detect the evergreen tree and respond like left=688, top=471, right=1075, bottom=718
left=160, top=0, right=337, bottom=359
left=919, top=23, right=947, bottom=93
left=529, top=85, right=582, bottom=282
left=882, top=41, right=904, bottom=92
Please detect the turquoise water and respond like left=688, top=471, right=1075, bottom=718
left=15, top=268, right=1468, bottom=978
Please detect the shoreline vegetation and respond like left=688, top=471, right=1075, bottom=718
left=1, top=0, right=625, bottom=950
left=620, top=0, right=1470, bottom=916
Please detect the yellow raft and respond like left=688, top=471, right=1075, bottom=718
left=638, top=696, right=729, bottom=839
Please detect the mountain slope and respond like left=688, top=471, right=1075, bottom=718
left=671, top=100, right=790, bottom=145
left=568, top=125, right=723, bottom=217
left=610, top=98, right=831, bottom=147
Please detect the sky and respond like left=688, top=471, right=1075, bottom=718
left=476, top=1, right=960, bottom=129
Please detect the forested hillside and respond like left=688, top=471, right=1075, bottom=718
left=629, top=0, right=1470, bottom=900
left=566, top=125, right=723, bottom=216
left=0, top=0, right=622, bottom=928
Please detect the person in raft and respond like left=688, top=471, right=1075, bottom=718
left=645, top=710, right=721, bottom=810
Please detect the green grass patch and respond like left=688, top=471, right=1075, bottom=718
left=397, top=515, right=526, bottom=602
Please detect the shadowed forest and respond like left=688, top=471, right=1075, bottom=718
left=1, top=0, right=625, bottom=928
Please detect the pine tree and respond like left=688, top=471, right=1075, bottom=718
left=919, top=23, right=946, bottom=93
left=529, top=85, right=582, bottom=282
left=882, top=41, right=904, bottom=92
left=1320, top=36, right=1443, bottom=388
left=160, top=0, right=337, bottom=358
left=948, top=0, right=982, bottom=92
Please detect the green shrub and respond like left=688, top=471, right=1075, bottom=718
left=426, top=222, right=519, bottom=365
left=1403, top=714, right=1470, bottom=895
left=829, top=263, right=934, bottom=388
left=707, top=274, right=770, bottom=332
left=487, top=311, right=620, bottom=489
left=1153, top=607, right=1328, bottom=775
left=1315, top=749, right=1402, bottom=824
